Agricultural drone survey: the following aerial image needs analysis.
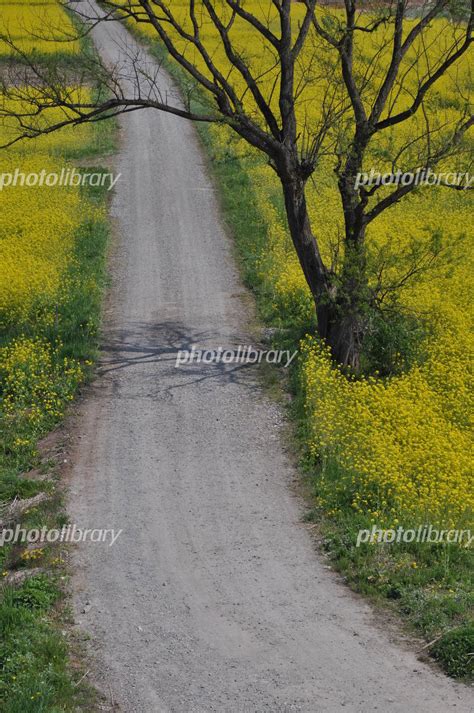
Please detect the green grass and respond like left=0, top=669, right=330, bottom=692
left=47, top=173, right=111, bottom=363
left=0, top=577, right=74, bottom=713
left=432, top=624, right=474, bottom=678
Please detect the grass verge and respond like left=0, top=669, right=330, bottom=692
left=0, top=173, right=111, bottom=710
left=0, top=51, right=116, bottom=713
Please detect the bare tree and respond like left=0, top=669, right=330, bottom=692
left=1, top=0, right=472, bottom=368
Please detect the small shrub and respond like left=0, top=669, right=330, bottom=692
left=432, top=624, right=474, bottom=679
left=9, top=575, right=59, bottom=611
left=362, top=306, right=429, bottom=376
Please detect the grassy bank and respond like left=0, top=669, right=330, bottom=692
left=0, top=2, right=117, bottom=709
left=0, top=170, right=113, bottom=712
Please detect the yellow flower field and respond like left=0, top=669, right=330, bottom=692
left=0, top=105, right=103, bottom=458
left=0, top=0, right=80, bottom=56
left=0, top=1, right=100, bottom=464
left=0, top=113, right=95, bottom=329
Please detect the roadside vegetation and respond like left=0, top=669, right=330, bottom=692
left=0, top=2, right=115, bottom=709
left=198, top=113, right=473, bottom=681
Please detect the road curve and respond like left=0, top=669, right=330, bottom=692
left=68, top=4, right=472, bottom=712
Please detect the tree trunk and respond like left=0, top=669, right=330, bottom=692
left=280, top=173, right=367, bottom=369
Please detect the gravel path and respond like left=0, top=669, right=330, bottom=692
left=68, top=4, right=472, bottom=711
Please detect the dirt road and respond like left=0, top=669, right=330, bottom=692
left=68, top=4, right=472, bottom=711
